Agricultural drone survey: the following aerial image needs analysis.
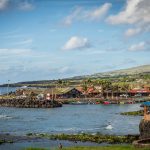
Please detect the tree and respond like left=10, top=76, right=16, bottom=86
left=94, top=79, right=112, bottom=98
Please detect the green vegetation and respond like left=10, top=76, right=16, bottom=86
left=121, top=110, right=144, bottom=116
left=26, top=133, right=139, bottom=144
left=0, top=139, right=13, bottom=145
left=1, top=65, right=150, bottom=89
left=24, top=148, right=48, bottom=150
left=58, top=145, right=150, bottom=150
left=24, top=145, right=150, bottom=150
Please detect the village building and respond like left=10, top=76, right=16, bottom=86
left=44, top=87, right=83, bottom=99
left=129, top=87, right=150, bottom=97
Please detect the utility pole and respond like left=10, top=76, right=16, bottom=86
left=7, top=80, right=10, bottom=96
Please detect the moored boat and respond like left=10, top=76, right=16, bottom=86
left=103, top=101, right=110, bottom=105
left=70, top=101, right=88, bottom=105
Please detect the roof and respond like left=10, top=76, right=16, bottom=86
left=16, top=88, right=44, bottom=95
left=76, top=86, right=100, bottom=94
left=129, top=89, right=150, bottom=93
left=44, top=87, right=81, bottom=95
left=143, top=102, right=150, bottom=107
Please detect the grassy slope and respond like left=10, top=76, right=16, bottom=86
left=25, top=145, right=150, bottom=150
left=89, top=65, right=150, bottom=78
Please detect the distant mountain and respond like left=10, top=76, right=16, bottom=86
left=72, top=65, right=150, bottom=79
left=1, top=65, right=150, bottom=86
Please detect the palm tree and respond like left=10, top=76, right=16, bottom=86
left=111, top=83, right=119, bottom=99
left=118, top=82, right=130, bottom=98
left=94, top=79, right=112, bottom=98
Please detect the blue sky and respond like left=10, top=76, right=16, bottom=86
left=0, top=0, right=150, bottom=84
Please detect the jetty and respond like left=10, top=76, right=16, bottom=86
left=0, top=98, right=62, bottom=108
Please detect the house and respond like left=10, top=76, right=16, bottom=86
left=76, top=86, right=101, bottom=98
left=44, top=87, right=83, bottom=99
left=129, top=88, right=150, bottom=97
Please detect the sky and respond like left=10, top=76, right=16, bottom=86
left=0, top=0, right=150, bottom=84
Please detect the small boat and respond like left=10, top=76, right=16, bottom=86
left=103, top=101, right=110, bottom=105
left=20, top=86, right=28, bottom=89
left=70, top=101, right=88, bottom=105
left=120, top=102, right=125, bottom=104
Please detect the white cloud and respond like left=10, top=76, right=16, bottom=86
left=125, top=28, right=142, bottom=37
left=0, top=48, right=32, bottom=58
left=0, top=0, right=34, bottom=11
left=58, top=66, right=70, bottom=73
left=63, top=7, right=82, bottom=26
left=62, top=36, right=91, bottom=51
left=0, top=0, right=8, bottom=10
left=85, top=3, right=112, bottom=21
left=128, top=42, right=146, bottom=51
left=106, top=0, right=150, bottom=36
left=18, top=1, right=34, bottom=11
left=63, top=3, right=111, bottom=26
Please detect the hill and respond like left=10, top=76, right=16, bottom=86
left=1, top=64, right=150, bottom=87
left=71, top=65, right=150, bottom=79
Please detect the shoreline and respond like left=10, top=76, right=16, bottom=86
left=0, top=133, right=139, bottom=145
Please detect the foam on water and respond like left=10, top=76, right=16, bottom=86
left=105, top=125, right=113, bottom=130
left=0, top=114, right=13, bottom=119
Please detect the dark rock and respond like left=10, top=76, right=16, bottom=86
left=0, top=98, right=62, bottom=108
left=139, top=119, right=150, bottom=139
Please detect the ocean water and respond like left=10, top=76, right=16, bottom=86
left=0, top=104, right=142, bottom=136
left=0, top=87, right=18, bottom=95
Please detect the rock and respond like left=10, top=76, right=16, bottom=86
left=139, top=119, right=150, bottom=139
left=0, top=98, right=62, bottom=108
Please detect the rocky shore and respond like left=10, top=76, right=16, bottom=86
left=0, top=98, right=62, bottom=108
left=26, top=133, right=139, bottom=144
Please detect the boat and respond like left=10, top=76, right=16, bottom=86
left=120, top=102, right=125, bottom=104
left=103, top=101, right=110, bottom=105
left=20, top=86, right=28, bottom=89
left=70, top=101, right=88, bottom=105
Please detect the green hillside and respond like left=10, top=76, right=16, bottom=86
left=93, top=64, right=150, bottom=76
left=1, top=64, right=150, bottom=87
left=73, top=65, right=150, bottom=79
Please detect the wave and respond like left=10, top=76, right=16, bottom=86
left=50, top=127, right=101, bottom=132
left=0, top=114, right=13, bottom=119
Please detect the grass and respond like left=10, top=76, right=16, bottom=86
left=24, top=145, right=150, bottom=150
left=26, top=133, right=139, bottom=144
left=0, top=139, right=13, bottom=145
left=120, top=110, right=143, bottom=116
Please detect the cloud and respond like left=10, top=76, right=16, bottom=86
left=18, top=1, right=34, bottom=11
left=58, top=66, right=70, bottom=73
left=106, top=0, right=150, bottom=37
left=0, top=0, right=8, bottom=10
left=0, top=48, right=32, bottom=57
left=63, top=7, right=82, bottom=26
left=125, top=28, right=142, bottom=37
left=85, top=3, right=112, bottom=21
left=63, top=3, right=112, bottom=26
left=62, top=36, right=91, bottom=51
left=0, top=0, right=34, bottom=11
left=128, top=42, right=146, bottom=51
